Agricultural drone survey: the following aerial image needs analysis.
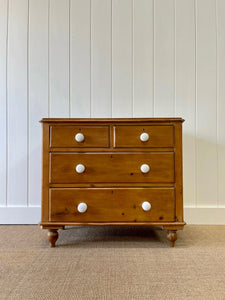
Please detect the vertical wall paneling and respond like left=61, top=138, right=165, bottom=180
left=28, top=0, right=48, bottom=206
left=70, top=0, right=91, bottom=117
left=7, top=0, right=28, bottom=206
left=133, top=0, right=154, bottom=117
left=154, top=0, right=175, bottom=116
left=91, top=0, right=111, bottom=117
left=217, top=0, right=225, bottom=206
left=1, top=1, right=225, bottom=222
left=196, top=0, right=217, bottom=206
left=112, top=0, right=133, bottom=117
left=49, top=0, right=69, bottom=117
left=0, top=0, right=8, bottom=206
left=175, top=0, right=196, bottom=206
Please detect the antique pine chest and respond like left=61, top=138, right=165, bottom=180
left=39, top=118, right=185, bottom=247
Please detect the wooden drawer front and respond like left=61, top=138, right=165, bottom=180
left=50, top=152, right=174, bottom=183
left=50, top=125, right=109, bottom=148
left=50, top=188, right=175, bottom=222
left=114, top=125, right=174, bottom=148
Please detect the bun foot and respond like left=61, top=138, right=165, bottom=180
left=167, top=230, right=177, bottom=247
left=47, top=229, right=58, bottom=247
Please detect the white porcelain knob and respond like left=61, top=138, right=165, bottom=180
left=142, top=201, right=151, bottom=211
left=140, top=132, right=149, bottom=142
left=76, top=164, right=85, bottom=173
left=77, top=202, right=87, bottom=213
left=75, top=133, right=84, bottom=142
left=140, top=164, right=150, bottom=173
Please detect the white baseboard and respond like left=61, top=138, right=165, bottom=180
left=184, top=207, right=225, bottom=225
left=0, top=207, right=224, bottom=225
left=0, top=207, right=41, bottom=224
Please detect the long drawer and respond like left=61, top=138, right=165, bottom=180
left=50, top=188, right=175, bottom=222
left=50, top=152, right=174, bottom=184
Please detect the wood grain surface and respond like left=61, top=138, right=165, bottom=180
left=50, top=188, right=175, bottom=222
left=41, top=118, right=184, bottom=247
left=114, top=125, right=174, bottom=148
left=50, top=152, right=175, bottom=184
left=50, top=125, right=110, bottom=148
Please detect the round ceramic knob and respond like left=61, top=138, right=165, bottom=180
left=75, top=133, right=84, bottom=142
left=140, top=164, right=150, bottom=173
left=76, top=164, right=85, bottom=173
left=142, top=201, right=151, bottom=211
left=140, top=132, right=149, bottom=142
left=77, top=202, right=87, bottom=213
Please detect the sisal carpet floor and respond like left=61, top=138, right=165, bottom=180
left=0, top=225, right=225, bottom=300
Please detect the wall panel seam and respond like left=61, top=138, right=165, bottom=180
left=132, top=0, right=134, bottom=117
left=110, top=0, right=112, bottom=118
left=215, top=0, right=219, bottom=208
left=194, top=0, right=198, bottom=207
left=27, top=0, right=30, bottom=207
left=174, top=0, right=176, bottom=116
left=69, top=0, right=71, bottom=118
left=153, top=0, right=155, bottom=117
left=48, top=0, right=50, bottom=117
left=111, top=0, right=113, bottom=117
left=90, top=0, right=92, bottom=117
left=6, top=0, right=9, bottom=207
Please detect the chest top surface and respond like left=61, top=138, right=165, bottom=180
left=40, top=117, right=184, bottom=123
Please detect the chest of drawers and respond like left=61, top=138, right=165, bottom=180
left=39, top=118, right=185, bottom=247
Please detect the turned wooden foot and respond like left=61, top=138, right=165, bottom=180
left=47, top=229, right=58, bottom=247
left=167, top=230, right=177, bottom=247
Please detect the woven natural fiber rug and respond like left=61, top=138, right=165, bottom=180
left=0, top=225, right=225, bottom=300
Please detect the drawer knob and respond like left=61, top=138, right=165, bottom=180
left=75, top=133, right=84, bottom=142
left=142, top=201, right=151, bottom=211
left=140, top=132, right=149, bottom=142
left=77, top=202, right=87, bottom=213
left=140, top=164, right=150, bottom=173
left=76, top=164, right=85, bottom=173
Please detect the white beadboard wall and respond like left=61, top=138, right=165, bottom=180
left=0, top=0, right=225, bottom=224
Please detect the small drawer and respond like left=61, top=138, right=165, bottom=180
left=50, top=152, right=174, bottom=184
left=50, top=125, right=109, bottom=148
left=50, top=188, right=175, bottom=222
left=114, top=125, right=174, bottom=148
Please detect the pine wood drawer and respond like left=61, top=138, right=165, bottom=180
left=114, top=125, right=174, bottom=148
left=50, top=152, right=175, bottom=184
left=50, top=188, right=175, bottom=222
left=50, top=125, right=110, bottom=148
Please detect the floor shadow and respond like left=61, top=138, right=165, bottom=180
left=57, top=225, right=171, bottom=248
